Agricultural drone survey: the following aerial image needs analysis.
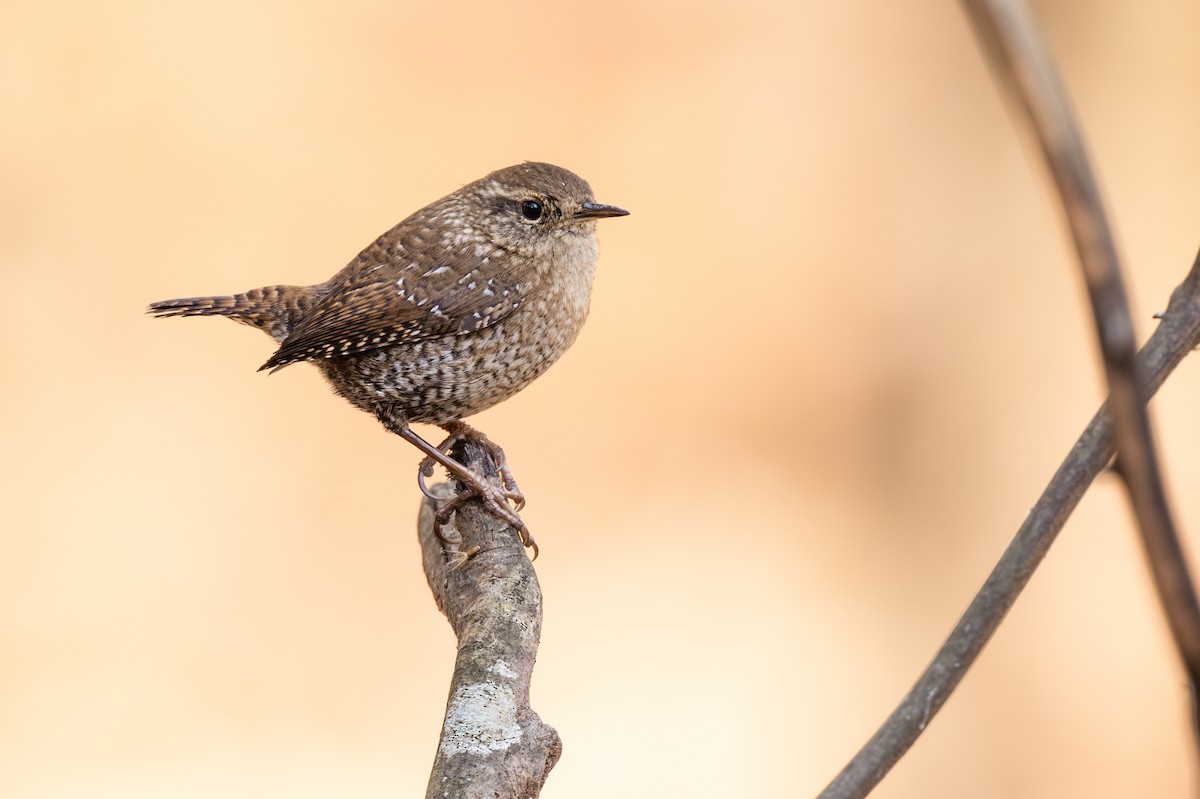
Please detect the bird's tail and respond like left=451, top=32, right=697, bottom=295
left=147, top=285, right=318, bottom=344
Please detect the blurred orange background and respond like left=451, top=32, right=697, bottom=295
left=4, top=1, right=1200, bottom=796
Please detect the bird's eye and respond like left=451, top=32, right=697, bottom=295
left=519, top=199, right=544, bottom=221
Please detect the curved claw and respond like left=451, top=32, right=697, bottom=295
left=417, top=458, right=442, bottom=501
left=490, top=478, right=524, bottom=512
left=517, top=524, right=538, bottom=560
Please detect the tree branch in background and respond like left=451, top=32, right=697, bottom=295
left=963, top=0, right=1200, bottom=752
left=818, top=0, right=1200, bottom=791
left=819, top=249, right=1200, bottom=799
left=419, top=439, right=561, bottom=798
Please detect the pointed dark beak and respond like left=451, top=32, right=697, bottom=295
left=573, top=202, right=630, bottom=221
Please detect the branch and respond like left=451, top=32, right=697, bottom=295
left=817, top=246, right=1200, bottom=799
left=418, top=439, right=561, bottom=798
left=818, top=3, right=1200, bottom=791
left=961, top=0, right=1200, bottom=701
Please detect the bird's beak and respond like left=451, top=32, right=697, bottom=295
left=572, top=202, right=630, bottom=221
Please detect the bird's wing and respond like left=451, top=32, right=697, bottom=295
left=259, top=233, right=526, bottom=371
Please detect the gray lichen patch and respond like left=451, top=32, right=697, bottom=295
left=438, top=682, right=523, bottom=757
left=488, top=660, right=518, bottom=679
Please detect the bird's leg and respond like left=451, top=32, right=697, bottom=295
left=380, top=413, right=535, bottom=557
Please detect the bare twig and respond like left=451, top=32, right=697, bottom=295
left=419, top=439, right=561, bottom=798
left=818, top=2, right=1200, bottom=794
left=818, top=247, right=1200, bottom=798
left=961, top=0, right=1200, bottom=699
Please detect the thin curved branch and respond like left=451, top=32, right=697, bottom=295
left=419, top=439, right=561, bottom=798
left=961, top=0, right=1200, bottom=694
left=817, top=1, right=1200, bottom=792
left=818, top=248, right=1200, bottom=799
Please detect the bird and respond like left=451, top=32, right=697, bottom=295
left=148, top=162, right=628, bottom=554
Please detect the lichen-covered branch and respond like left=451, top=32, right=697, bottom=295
left=418, top=439, right=561, bottom=799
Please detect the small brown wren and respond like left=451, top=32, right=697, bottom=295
left=148, top=162, right=628, bottom=553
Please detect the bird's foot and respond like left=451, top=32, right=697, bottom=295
left=434, top=421, right=526, bottom=511
left=399, top=418, right=534, bottom=558
left=430, top=470, right=537, bottom=559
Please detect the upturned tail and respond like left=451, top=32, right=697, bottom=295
left=147, top=285, right=319, bottom=344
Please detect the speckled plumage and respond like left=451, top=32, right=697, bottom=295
left=149, top=162, right=626, bottom=427
left=149, top=163, right=626, bottom=550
